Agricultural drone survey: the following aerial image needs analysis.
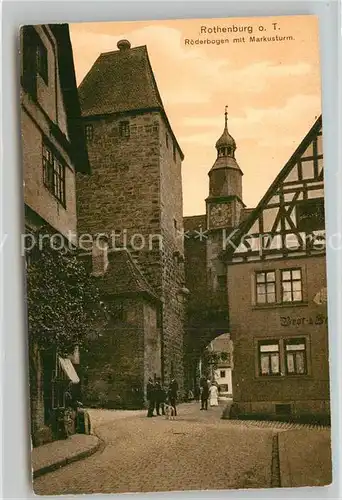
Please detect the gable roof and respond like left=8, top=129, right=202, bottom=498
left=78, top=43, right=184, bottom=160
left=49, top=24, right=90, bottom=174
left=222, top=114, right=323, bottom=259
left=96, top=248, right=160, bottom=302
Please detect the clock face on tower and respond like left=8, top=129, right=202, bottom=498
left=210, top=204, right=233, bottom=228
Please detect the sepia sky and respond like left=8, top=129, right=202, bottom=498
left=70, top=15, right=321, bottom=216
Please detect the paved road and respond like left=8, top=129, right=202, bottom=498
left=34, top=402, right=276, bottom=495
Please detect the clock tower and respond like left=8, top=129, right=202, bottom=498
left=207, top=107, right=244, bottom=231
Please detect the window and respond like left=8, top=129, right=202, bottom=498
left=119, top=121, right=130, bottom=138
left=156, top=307, right=162, bottom=329
left=281, top=268, right=302, bottom=303
left=166, top=133, right=169, bottom=148
left=285, top=338, right=307, bottom=375
left=173, top=143, right=176, bottom=161
left=220, top=370, right=226, bottom=378
left=36, top=38, right=48, bottom=83
left=256, top=271, right=276, bottom=304
left=258, top=340, right=280, bottom=376
left=85, top=124, right=93, bottom=142
left=22, top=27, right=48, bottom=99
left=174, top=219, right=178, bottom=236
left=42, top=142, right=66, bottom=206
left=219, top=384, right=229, bottom=392
left=112, top=302, right=125, bottom=322
left=217, top=275, right=227, bottom=293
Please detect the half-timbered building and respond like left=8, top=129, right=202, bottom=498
left=223, top=115, right=330, bottom=419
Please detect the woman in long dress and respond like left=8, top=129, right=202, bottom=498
left=209, top=384, right=219, bottom=407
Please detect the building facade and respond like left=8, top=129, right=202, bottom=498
left=21, top=24, right=89, bottom=444
left=224, top=116, right=329, bottom=419
left=76, top=40, right=187, bottom=398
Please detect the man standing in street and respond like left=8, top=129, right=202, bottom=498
left=168, top=378, right=178, bottom=416
left=200, top=377, right=209, bottom=410
left=146, top=377, right=156, bottom=417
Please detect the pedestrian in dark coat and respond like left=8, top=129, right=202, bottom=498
left=200, top=379, right=209, bottom=410
left=155, top=379, right=166, bottom=416
left=168, top=378, right=178, bottom=416
left=146, top=378, right=155, bottom=417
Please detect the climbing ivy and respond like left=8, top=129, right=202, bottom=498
left=26, top=226, right=101, bottom=356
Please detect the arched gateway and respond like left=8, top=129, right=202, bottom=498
left=183, top=108, right=243, bottom=391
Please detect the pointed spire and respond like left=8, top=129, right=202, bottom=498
left=215, top=106, right=236, bottom=157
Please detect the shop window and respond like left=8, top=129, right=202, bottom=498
left=258, top=340, right=280, bottom=376
left=256, top=271, right=276, bottom=304
left=285, top=338, right=307, bottom=375
left=281, top=268, right=302, bottom=303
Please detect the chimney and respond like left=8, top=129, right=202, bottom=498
left=92, top=235, right=109, bottom=276
left=117, top=39, right=131, bottom=51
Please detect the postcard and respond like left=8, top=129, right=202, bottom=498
left=20, top=15, right=331, bottom=494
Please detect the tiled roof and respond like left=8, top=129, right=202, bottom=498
left=78, top=42, right=184, bottom=159
left=97, top=249, right=159, bottom=301
left=79, top=45, right=163, bottom=117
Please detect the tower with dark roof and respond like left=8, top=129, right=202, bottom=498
left=76, top=40, right=186, bottom=397
left=207, top=106, right=244, bottom=232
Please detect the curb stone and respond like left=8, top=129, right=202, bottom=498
left=33, top=437, right=102, bottom=479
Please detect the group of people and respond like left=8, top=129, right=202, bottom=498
left=199, top=377, right=219, bottom=410
left=146, top=377, right=178, bottom=418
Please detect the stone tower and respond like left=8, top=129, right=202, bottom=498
left=76, top=40, right=186, bottom=392
left=206, top=107, right=245, bottom=293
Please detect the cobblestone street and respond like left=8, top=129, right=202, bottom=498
left=34, top=402, right=277, bottom=495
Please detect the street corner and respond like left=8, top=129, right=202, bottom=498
left=32, top=433, right=101, bottom=479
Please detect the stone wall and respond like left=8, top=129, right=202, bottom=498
left=82, top=298, right=147, bottom=409
left=159, top=119, right=186, bottom=392
left=77, top=110, right=186, bottom=396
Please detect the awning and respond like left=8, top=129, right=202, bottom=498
left=58, top=356, right=80, bottom=384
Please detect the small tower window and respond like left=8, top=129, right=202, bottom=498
left=173, top=143, right=176, bottom=162
left=119, top=121, right=130, bottom=138
left=85, top=124, right=93, bottom=142
left=166, top=133, right=169, bottom=148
